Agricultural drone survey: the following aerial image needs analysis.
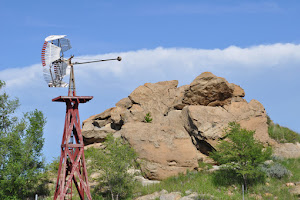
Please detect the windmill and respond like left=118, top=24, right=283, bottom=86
left=42, top=35, right=121, bottom=200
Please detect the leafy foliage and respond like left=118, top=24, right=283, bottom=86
left=46, top=156, right=60, bottom=173
left=144, top=112, right=153, bottom=123
left=86, top=134, right=138, bottom=200
left=210, top=122, right=272, bottom=190
left=0, top=80, right=48, bottom=199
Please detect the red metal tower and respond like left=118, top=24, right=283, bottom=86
left=53, top=61, right=92, bottom=200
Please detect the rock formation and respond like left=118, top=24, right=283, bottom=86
left=82, top=72, right=275, bottom=180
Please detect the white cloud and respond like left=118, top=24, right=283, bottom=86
left=0, top=43, right=299, bottom=162
left=2, top=43, right=300, bottom=91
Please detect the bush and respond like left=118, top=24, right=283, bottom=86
left=87, top=134, right=138, bottom=200
left=47, top=156, right=60, bottom=173
left=144, top=112, right=153, bottom=123
left=260, top=163, right=291, bottom=179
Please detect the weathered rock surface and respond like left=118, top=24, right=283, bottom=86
left=182, top=99, right=273, bottom=154
left=182, top=72, right=244, bottom=107
left=135, top=190, right=212, bottom=200
left=82, top=72, right=281, bottom=180
left=273, top=142, right=300, bottom=158
left=289, top=184, right=300, bottom=197
left=120, top=111, right=202, bottom=180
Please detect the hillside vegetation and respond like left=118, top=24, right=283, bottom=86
left=44, top=120, right=300, bottom=200
left=267, top=115, right=300, bottom=143
left=132, top=157, right=300, bottom=200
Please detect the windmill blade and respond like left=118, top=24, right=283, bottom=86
left=41, top=42, right=62, bottom=67
left=45, top=35, right=72, bottom=52
left=54, top=38, right=72, bottom=52
left=45, top=35, right=67, bottom=41
left=42, top=35, right=70, bottom=88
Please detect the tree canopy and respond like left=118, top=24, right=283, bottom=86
left=0, top=80, right=48, bottom=199
left=210, top=122, right=272, bottom=190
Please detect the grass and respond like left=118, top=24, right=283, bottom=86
left=267, top=115, right=300, bottom=143
left=45, top=139, right=300, bottom=200
left=44, top=157, right=300, bottom=200
left=131, top=157, right=300, bottom=200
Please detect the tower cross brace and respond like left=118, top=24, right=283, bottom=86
left=53, top=96, right=93, bottom=200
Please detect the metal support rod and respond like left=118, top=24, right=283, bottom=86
left=67, top=55, right=121, bottom=96
left=73, top=56, right=122, bottom=65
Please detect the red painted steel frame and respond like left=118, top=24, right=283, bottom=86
left=53, top=96, right=93, bottom=200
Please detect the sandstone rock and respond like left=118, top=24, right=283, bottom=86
left=135, top=192, right=161, bottom=200
left=135, top=190, right=168, bottom=200
left=128, top=104, right=145, bottom=122
left=182, top=72, right=234, bottom=107
left=172, top=85, right=189, bottom=110
left=230, top=83, right=245, bottom=97
left=134, top=175, right=160, bottom=186
left=82, top=123, right=116, bottom=145
left=286, top=182, right=295, bottom=187
left=129, top=80, right=179, bottom=120
left=84, top=142, right=105, bottom=150
left=273, top=143, right=300, bottom=158
left=115, top=97, right=133, bottom=109
left=120, top=111, right=201, bottom=180
left=290, top=185, right=300, bottom=197
left=82, top=71, right=290, bottom=180
left=226, top=100, right=273, bottom=144
left=160, top=192, right=182, bottom=200
left=182, top=99, right=273, bottom=153
left=127, top=168, right=141, bottom=176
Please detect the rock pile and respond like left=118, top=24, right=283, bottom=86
left=135, top=190, right=209, bottom=200
left=82, top=72, right=274, bottom=180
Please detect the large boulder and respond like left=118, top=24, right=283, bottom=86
left=182, top=100, right=274, bottom=155
left=182, top=72, right=245, bottom=107
left=120, top=111, right=204, bottom=180
left=82, top=71, right=279, bottom=180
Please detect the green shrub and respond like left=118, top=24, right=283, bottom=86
left=210, top=122, right=272, bottom=191
left=87, top=134, right=138, bottom=200
left=260, top=163, right=291, bottom=179
left=144, top=112, right=153, bottom=123
left=47, top=156, right=60, bottom=173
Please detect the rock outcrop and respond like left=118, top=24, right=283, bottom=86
left=82, top=72, right=275, bottom=180
left=273, top=142, right=300, bottom=158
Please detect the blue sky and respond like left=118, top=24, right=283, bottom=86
left=0, top=0, right=299, bottom=163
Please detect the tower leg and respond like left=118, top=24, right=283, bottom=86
left=53, top=98, right=92, bottom=200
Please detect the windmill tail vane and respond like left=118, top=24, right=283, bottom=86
left=41, top=34, right=121, bottom=95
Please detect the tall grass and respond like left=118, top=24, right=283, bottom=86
left=267, top=115, right=300, bottom=143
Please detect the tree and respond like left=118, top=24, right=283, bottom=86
left=0, top=80, right=48, bottom=199
left=210, top=122, right=272, bottom=191
left=87, top=134, right=138, bottom=200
